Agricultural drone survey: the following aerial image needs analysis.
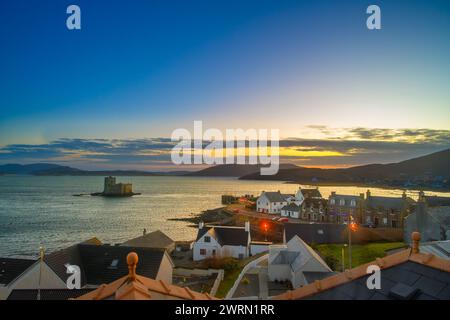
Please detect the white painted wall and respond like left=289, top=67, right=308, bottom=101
left=193, top=233, right=222, bottom=261
left=156, top=253, right=174, bottom=284
left=250, top=244, right=269, bottom=255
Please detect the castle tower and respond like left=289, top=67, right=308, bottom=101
left=104, top=176, right=116, bottom=194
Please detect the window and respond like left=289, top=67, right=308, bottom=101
left=204, top=236, right=211, bottom=243
left=212, top=249, right=216, bottom=256
left=340, top=199, right=345, bottom=206
left=350, top=200, right=356, bottom=207
left=330, top=199, right=335, bottom=205
left=109, top=259, right=119, bottom=269
left=200, top=249, right=206, bottom=255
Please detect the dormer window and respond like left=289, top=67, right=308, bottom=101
left=109, top=259, right=119, bottom=269
left=330, top=199, right=335, bottom=205
left=340, top=199, right=345, bottom=206
left=350, top=200, right=356, bottom=207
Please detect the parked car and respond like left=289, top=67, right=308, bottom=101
left=278, top=217, right=289, bottom=223
left=271, top=217, right=279, bottom=221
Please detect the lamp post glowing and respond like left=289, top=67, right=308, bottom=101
left=262, top=222, right=269, bottom=241
left=341, top=244, right=347, bottom=271
left=348, top=216, right=358, bottom=268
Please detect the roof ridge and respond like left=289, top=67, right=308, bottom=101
left=272, top=248, right=412, bottom=300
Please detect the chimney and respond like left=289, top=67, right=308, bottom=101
left=359, top=193, right=364, bottom=199
left=418, top=190, right=425, bottom=203
left=245, top=221, right=250, bottom=232
left=143, top=228, right=147, bottom=236
left=366, top=189, right=371, bottom=199
left=199, top=221, right=204, bottom=229
left=411, top=232, right=421, bottom=254
left=331, top=191, right=336, bottom=197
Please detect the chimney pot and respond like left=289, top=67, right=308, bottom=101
left=411, top=232, right=421, bottom=254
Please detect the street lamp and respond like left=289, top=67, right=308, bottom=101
left=342, top=244, right=348, bottom=272
left=262, top=222, right=269, bottom=241
left=348, top=216, right=358, bottom=268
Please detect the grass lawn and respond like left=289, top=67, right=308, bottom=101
left=314, top=242, right=406, bottom=271
left=215, top=253, right=265, bottom=298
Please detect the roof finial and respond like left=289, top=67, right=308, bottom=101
left=411, top=232, right=421, bottom=254
left=127, top=252, right=139, bottom=281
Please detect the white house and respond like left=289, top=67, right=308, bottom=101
left=268, top=235, right=333, bottom=289
left=257, top=188, right=323, bottom=215
left=256, top=191, right=293, bottom=214
left=193, top=222, right=251, bottom=261
left=281, top=203, right=301, bottom=219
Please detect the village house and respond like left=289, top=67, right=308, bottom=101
left=328, top=190, right=415, bottom=227
left=328, top=192, right=365, bottom=224
left=300, top=198, right=328, bottom=222
left=1, top=238, right=174, bottom=300
left=256, top=191, right=291, bottom=214
left=281, top=203, right=301, bottom=219
left=257, top=187, right=323, bottom=215
left=120, top=229, right=176, bottom=254
left=364, top=190, right=415, bottom=228
left=273, top=232, right=450, bottom=300
left=193, top=222, right=251, bottom=261
left=268, top=235, right=333, bottom=289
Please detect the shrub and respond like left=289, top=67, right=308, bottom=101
left=201, top=257, right=239, bottom=271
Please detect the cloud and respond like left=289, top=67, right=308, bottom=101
left=0, top=127, right=449, bottom=170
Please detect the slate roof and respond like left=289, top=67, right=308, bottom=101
left=7, top=289, right=94, bottom=300
left=263, top=192, right=289, bottom=203
left=76, top=252, right=217, bottom=300
left=0, top=258, right=36, bottom=286
left=300, top=188, right=322, bottom=199
left=281, top=203, right=301, bottom=212
left=425, top=196, right=450, bottom=207
left=273, top=239, right=450, bottom=300
left=284, top=223, right=348, bottom=244
left=121, top=230, right=175, bottom=250
left=366, top=196, right=412, bottom=210
left=78, top=244, right=166, bottom=285
left=428, top=207, right=450, bottom=230
left=196, top=226, right=249, bottom=246
left=329, top=194, right=362, bottom=206
left=44, top=242, right=167, bottom=286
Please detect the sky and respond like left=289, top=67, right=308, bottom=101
left=0, top=0, right=449, bottom=170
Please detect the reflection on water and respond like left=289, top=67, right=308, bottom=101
left=0, top=175, right=448, bottom=257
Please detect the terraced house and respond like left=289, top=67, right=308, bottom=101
left=328, top=190, right=415, bottom=228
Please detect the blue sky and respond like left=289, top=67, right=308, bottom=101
left=0, top=0, right=449, bottom=169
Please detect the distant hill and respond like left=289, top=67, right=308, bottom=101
left=0, top=163, right=189, bottom=176
left=0, top=163, right=80, bottom=175
left=184, top=163, right=299, bottom=177
left=239, top=148, right=450, bottom=190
